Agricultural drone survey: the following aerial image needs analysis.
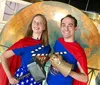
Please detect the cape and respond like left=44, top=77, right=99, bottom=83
left=0, top=37, right=42, bottom=85
left=58, top=38, right=88, bottom=85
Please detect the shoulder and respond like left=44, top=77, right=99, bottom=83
left=58, top=37, right=63, bottom=41
left=8, top=37, right=27, bottom=50
left=54, top=38, right=63, bottom=48
left=17, top=37, right=32, bottom=44
left=75, top=42, right=87, bottom=59
left=19, top=37, right=30, bottom=42
left=55, top=37, right=63, bottom=43
left=74, top=41, right=83, bottom=50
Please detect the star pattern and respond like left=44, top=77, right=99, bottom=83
left=13, top=66, right=42, bottom=85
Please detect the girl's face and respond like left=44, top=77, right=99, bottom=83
left=32, top=16, right=46, bottom=34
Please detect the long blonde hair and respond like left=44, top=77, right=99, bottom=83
left=25, top=14, right=49, bottom=46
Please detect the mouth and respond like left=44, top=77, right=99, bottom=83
left=63, top=31, right=70, bottom=34
left=34, top=27, right=40, bottom=30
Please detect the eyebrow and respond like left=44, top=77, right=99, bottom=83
left=68, top=23, right=74, bottom=26
left=61, top=23, right=74, bottom=26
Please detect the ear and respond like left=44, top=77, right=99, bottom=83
left=74, top=27, right=77, bottom=31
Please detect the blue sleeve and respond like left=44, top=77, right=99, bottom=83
left=45, top=44, right=51, bottom=53
left=12, top=48, right=24, bottom=56
left=53, top=40, right=58, bottom=52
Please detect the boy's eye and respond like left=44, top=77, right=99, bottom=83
left=61, top=24, right=65, bottom=27
left=68, top=25, right=73, bottom=27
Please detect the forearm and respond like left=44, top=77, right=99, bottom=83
left=56, top=60, right=73, bottom=77
left=1, top=55, right=12, bottom=79
left=69, top=71, right=88, bottom=82
left=56, top=60, right=88, bottom=82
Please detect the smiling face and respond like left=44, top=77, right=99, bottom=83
left=61, top=17, right=77, bottom=41
left=32, top=15, right=46, bottom=34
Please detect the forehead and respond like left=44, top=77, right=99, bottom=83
left=32, top=16, right=46, bottom=24
left=61, top=17, right=74, bottom=24
left=33, top=16, right=44, bottom=21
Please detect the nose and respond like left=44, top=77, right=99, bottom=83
left=65, top=26, right=69, bottom=31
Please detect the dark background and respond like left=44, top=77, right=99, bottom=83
left=23, top=0, right=100, bottom=13
left=55, top=0, right=100, bottom=13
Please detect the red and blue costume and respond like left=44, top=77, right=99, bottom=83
left=47, top=38, right=88, bottom=85
left=0, top=37, right=51, bottom=85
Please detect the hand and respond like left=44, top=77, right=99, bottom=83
left=8, top=76, right=19, bottom=84
left=50, top=54, right=63, bottom=68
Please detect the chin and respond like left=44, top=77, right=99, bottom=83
left=34, top=31, right=41, bottom=33
left=64, top=36, right=71, bottom=39
left=63, top=35, right=70, bottom=38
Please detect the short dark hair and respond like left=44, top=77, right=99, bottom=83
left=61, top=14, right=77, bottom=27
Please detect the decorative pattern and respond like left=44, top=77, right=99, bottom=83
left=14, top=66, right=42, bottom=85
left=31, top=45, right=49, bottom=57
left=55, top=51, right=67, bottom=55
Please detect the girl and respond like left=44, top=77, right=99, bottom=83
left=1, top=14, right=51, bottom=85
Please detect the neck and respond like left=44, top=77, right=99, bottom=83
left=32, top=33, right=42, bottom=40
left=63, top=37, right=74, bottom=42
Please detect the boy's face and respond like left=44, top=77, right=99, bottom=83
left=60, top=17, right=77, bottom=39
